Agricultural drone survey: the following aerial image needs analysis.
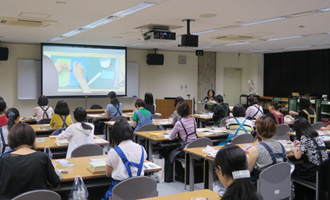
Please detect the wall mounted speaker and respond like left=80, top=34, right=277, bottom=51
left=0, top=47, right=8, bottom=61
left=146, top=54, right=164, bottom=65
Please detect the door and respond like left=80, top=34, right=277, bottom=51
left=223, top=68, right=242, bottom=105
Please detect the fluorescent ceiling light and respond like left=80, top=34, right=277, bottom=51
left=225, top=41, right=249, bottom=46
left=249, top=49, right=269, bottom=53
left=192, top=29, right=218, bottom=35
left=129, top=42, right=144, bottom=46
left=319, top=7, right=330, bottom=12
left=267, top=35, right=302, bottom=41
left=114, top=2, right=156, bottom=16
left=48, top=2, right=156, bottom=42
left=194, top=46, right=212, bottom=49
left=290, top=11, right=314, bottom=17
left=285, top=45, right=311, bottom=49
left=239, top=17, right=287, bottom=26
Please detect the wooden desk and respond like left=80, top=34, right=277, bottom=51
left=134, top=129, right=229, bottom=159
left=183, top=142, right=298, bottom=191
left=191, top=114, right=213, bottom=128
left=20, top=117, right=37, bottom=124
left=52, top=155, right=161, bottom=191
left=84, top=108, right=133, bottom=114
left=139, top=189, right=220, bottom=200
left=31, top=124, right=54, bottom=137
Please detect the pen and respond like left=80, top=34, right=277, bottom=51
left=245, top=145, right=252, bottom=150
left=294, top=137, right=297, bottom=146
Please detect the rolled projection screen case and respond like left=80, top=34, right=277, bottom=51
left=146, top=54, right=164, bottom=65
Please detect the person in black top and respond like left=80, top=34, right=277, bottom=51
left=214, top=144, right=262, bottom=200
left=212, top=95, right=230, bottom=126
left=0, top=123, right=60, bottom=200
left=144, top=92, right=155, bottom=114
left=287, top=96, right=316, bottom=124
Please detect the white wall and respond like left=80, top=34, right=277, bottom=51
left=0, top=43, right=263, bottom=117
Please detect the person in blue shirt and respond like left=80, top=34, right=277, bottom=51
left=105, top=91, right=122, bottom=120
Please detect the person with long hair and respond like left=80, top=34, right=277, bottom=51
left=0, top=123, right=60, bottom=199
left=214, top=144, right=261, bottom=200
left=105, top=91, right=122, bottom=120
left=265, top=101, right=283, bottom=125
left=291, top=117, right=328, bottom=199
left=50, top=100, right=72, bottom=130
left=33, top=95, right=54, bottom=122
left=287, top=96, right=316, bottom=124
left=57, top=107, right=95, bottom=158
left=144, top=92, right=156, bottom=114
left=245, top=96, right=263, bottom=120
left=0, top=108, right=20, bottom=153
left=102, top=119, right=147, bottom=200
left=247, top=116, right=287, bottom=185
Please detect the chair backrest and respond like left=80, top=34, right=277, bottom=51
left=273, top=124, right=290, bottom=140
left=219, top=116, right=230, bottom=127
left=231, top=134, right=254, bottom=144
left=12, top=190, right=61, bottom=200
left=71, top=144, right=104, bottom=158
left=110, top=116, right=128, bottom=122
left=90, top=104, right=103, bottom=109
left=152, top=114, right=161, bottom=119
left=136, top=124, right=158, bottom=132
left=37, top=118, right=51, bottom=124
left=257, top=162, right=291, bottom=200
left=311, top=122, right=325, bottom=130
left=186, top=137, right=212, bottom=148
left=111, top=176, right=158, bottom=200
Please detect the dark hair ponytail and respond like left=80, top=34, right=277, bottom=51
left=74, top=107, right=92, bottom=130
left=6, top=108, right=20, bottom=131
left=269, top=101, right=281, bottom=110
left=108, top=91, right=120, bottom=106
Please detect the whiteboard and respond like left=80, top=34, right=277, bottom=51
left=127, top=63, right=139, bottom=97
left=17, top=60, right=41, bottom=100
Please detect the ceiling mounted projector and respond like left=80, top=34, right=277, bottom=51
left=143, top=29, right=176, bottom=42
left=179, top=19, right=198, bottom=47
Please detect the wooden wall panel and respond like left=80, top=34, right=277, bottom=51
left=155, top=99, right=192, bottom=119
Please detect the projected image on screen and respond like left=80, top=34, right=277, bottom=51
left=42, top=44, right=126, bottom=97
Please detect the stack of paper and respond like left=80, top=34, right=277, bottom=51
left=55, top=139, right=69, bottom=146
left=88, top=161, right=106, bottom=173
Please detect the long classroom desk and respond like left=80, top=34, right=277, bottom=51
left=183, top=142, right=302, bottom=191
left=134, top=129, right=229, bottom=160
left=51, top=155, right=161, bottom=192
left=31, top=124, right=55, bottom=137
left=139, top=189, right=221, bottom=200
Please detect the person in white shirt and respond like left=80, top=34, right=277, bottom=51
left=102, top=119, right=147, bottom=200
left=57, top=107, right=94, bottom=158
left=245, top=96, right=263, bottom=120
left=33, top=96, right=54, bottom=122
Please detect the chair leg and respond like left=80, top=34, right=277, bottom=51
left=173, top=159, right=176, bottom=183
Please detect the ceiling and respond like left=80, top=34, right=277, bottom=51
left=1, top=0, right=330, bottom=53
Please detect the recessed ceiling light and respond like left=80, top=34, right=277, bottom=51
left=285, top=45, right=311, bottom=49
left=319, top=7, right=330, bottom=12
left=239, top=17, right=287, bottom=26
left=199, top=13, right=217, bottom=18
left=267, top=35, right=302, bottom=41
left=225, top=41, right=249, bottom=46
left=56, top=1, right=66, bottom=4
left=249, top=49, right=269, bottom=53
left=129, top=42, right=144, bottom=46
left=192, top=29, right=218, bottom=35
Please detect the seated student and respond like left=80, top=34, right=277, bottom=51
left=0, top=123, right=60, bottom=200
left=220, top=104, right=253, bottom=145
left=57, top=107, right=95, bottom=158
left=50, top=100, right=72, bottom=130
left=167, top=101, right=198, bottom=182
left=291, top=117, right=328, bottom=200
left=0, top=100, right=7, bottom=127
left=214, top=144, right=261, bottom=200
left=0, top=108, right=20, bottom=154
left=245, top=96, right=263, bottom=120
left=33, top=95, right=54, bottom=122
left=105, top=91, right=122, bottom=120
left=212, top=95, right=230, bottom=127
left=102, top=119, right=147, bottom=200
left=144, top=92, right=156, bottom=114
left=202, top=89, right=216, bottom=112
left=132, top=99, right=153, bottom=132
left=171, top=96, right=184, bottom=125
left=265, top=101, right=283, bottom=125
left=247, top=116, right=287, bottom=185
left=287, top=96, right=316, bottom=124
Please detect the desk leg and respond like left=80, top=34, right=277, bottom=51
left=208, top=160, right=213, bottom=190
left=148, top=140, right=153, bottom=160
left=189, top=154, right=194, bottom=191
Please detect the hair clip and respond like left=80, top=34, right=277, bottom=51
left=8, top=112, right=15, bottom=118
left=232, top=170, right=250, bottom=180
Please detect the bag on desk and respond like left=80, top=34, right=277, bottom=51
left=69, top=176, right=89, bottom=200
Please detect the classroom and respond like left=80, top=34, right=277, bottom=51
left=0, top=1, right=330, bottom=200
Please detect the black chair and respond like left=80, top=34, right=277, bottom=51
left=90, top=104, right=105, bottom=135
left=37, top=118, right=51, bottom=124
left=90, top=104, right=103, bottom=109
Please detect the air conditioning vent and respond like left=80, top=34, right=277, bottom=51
left=213, top=34, right=259, bottom=41
left=0, top=17, right=56, bottom=27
